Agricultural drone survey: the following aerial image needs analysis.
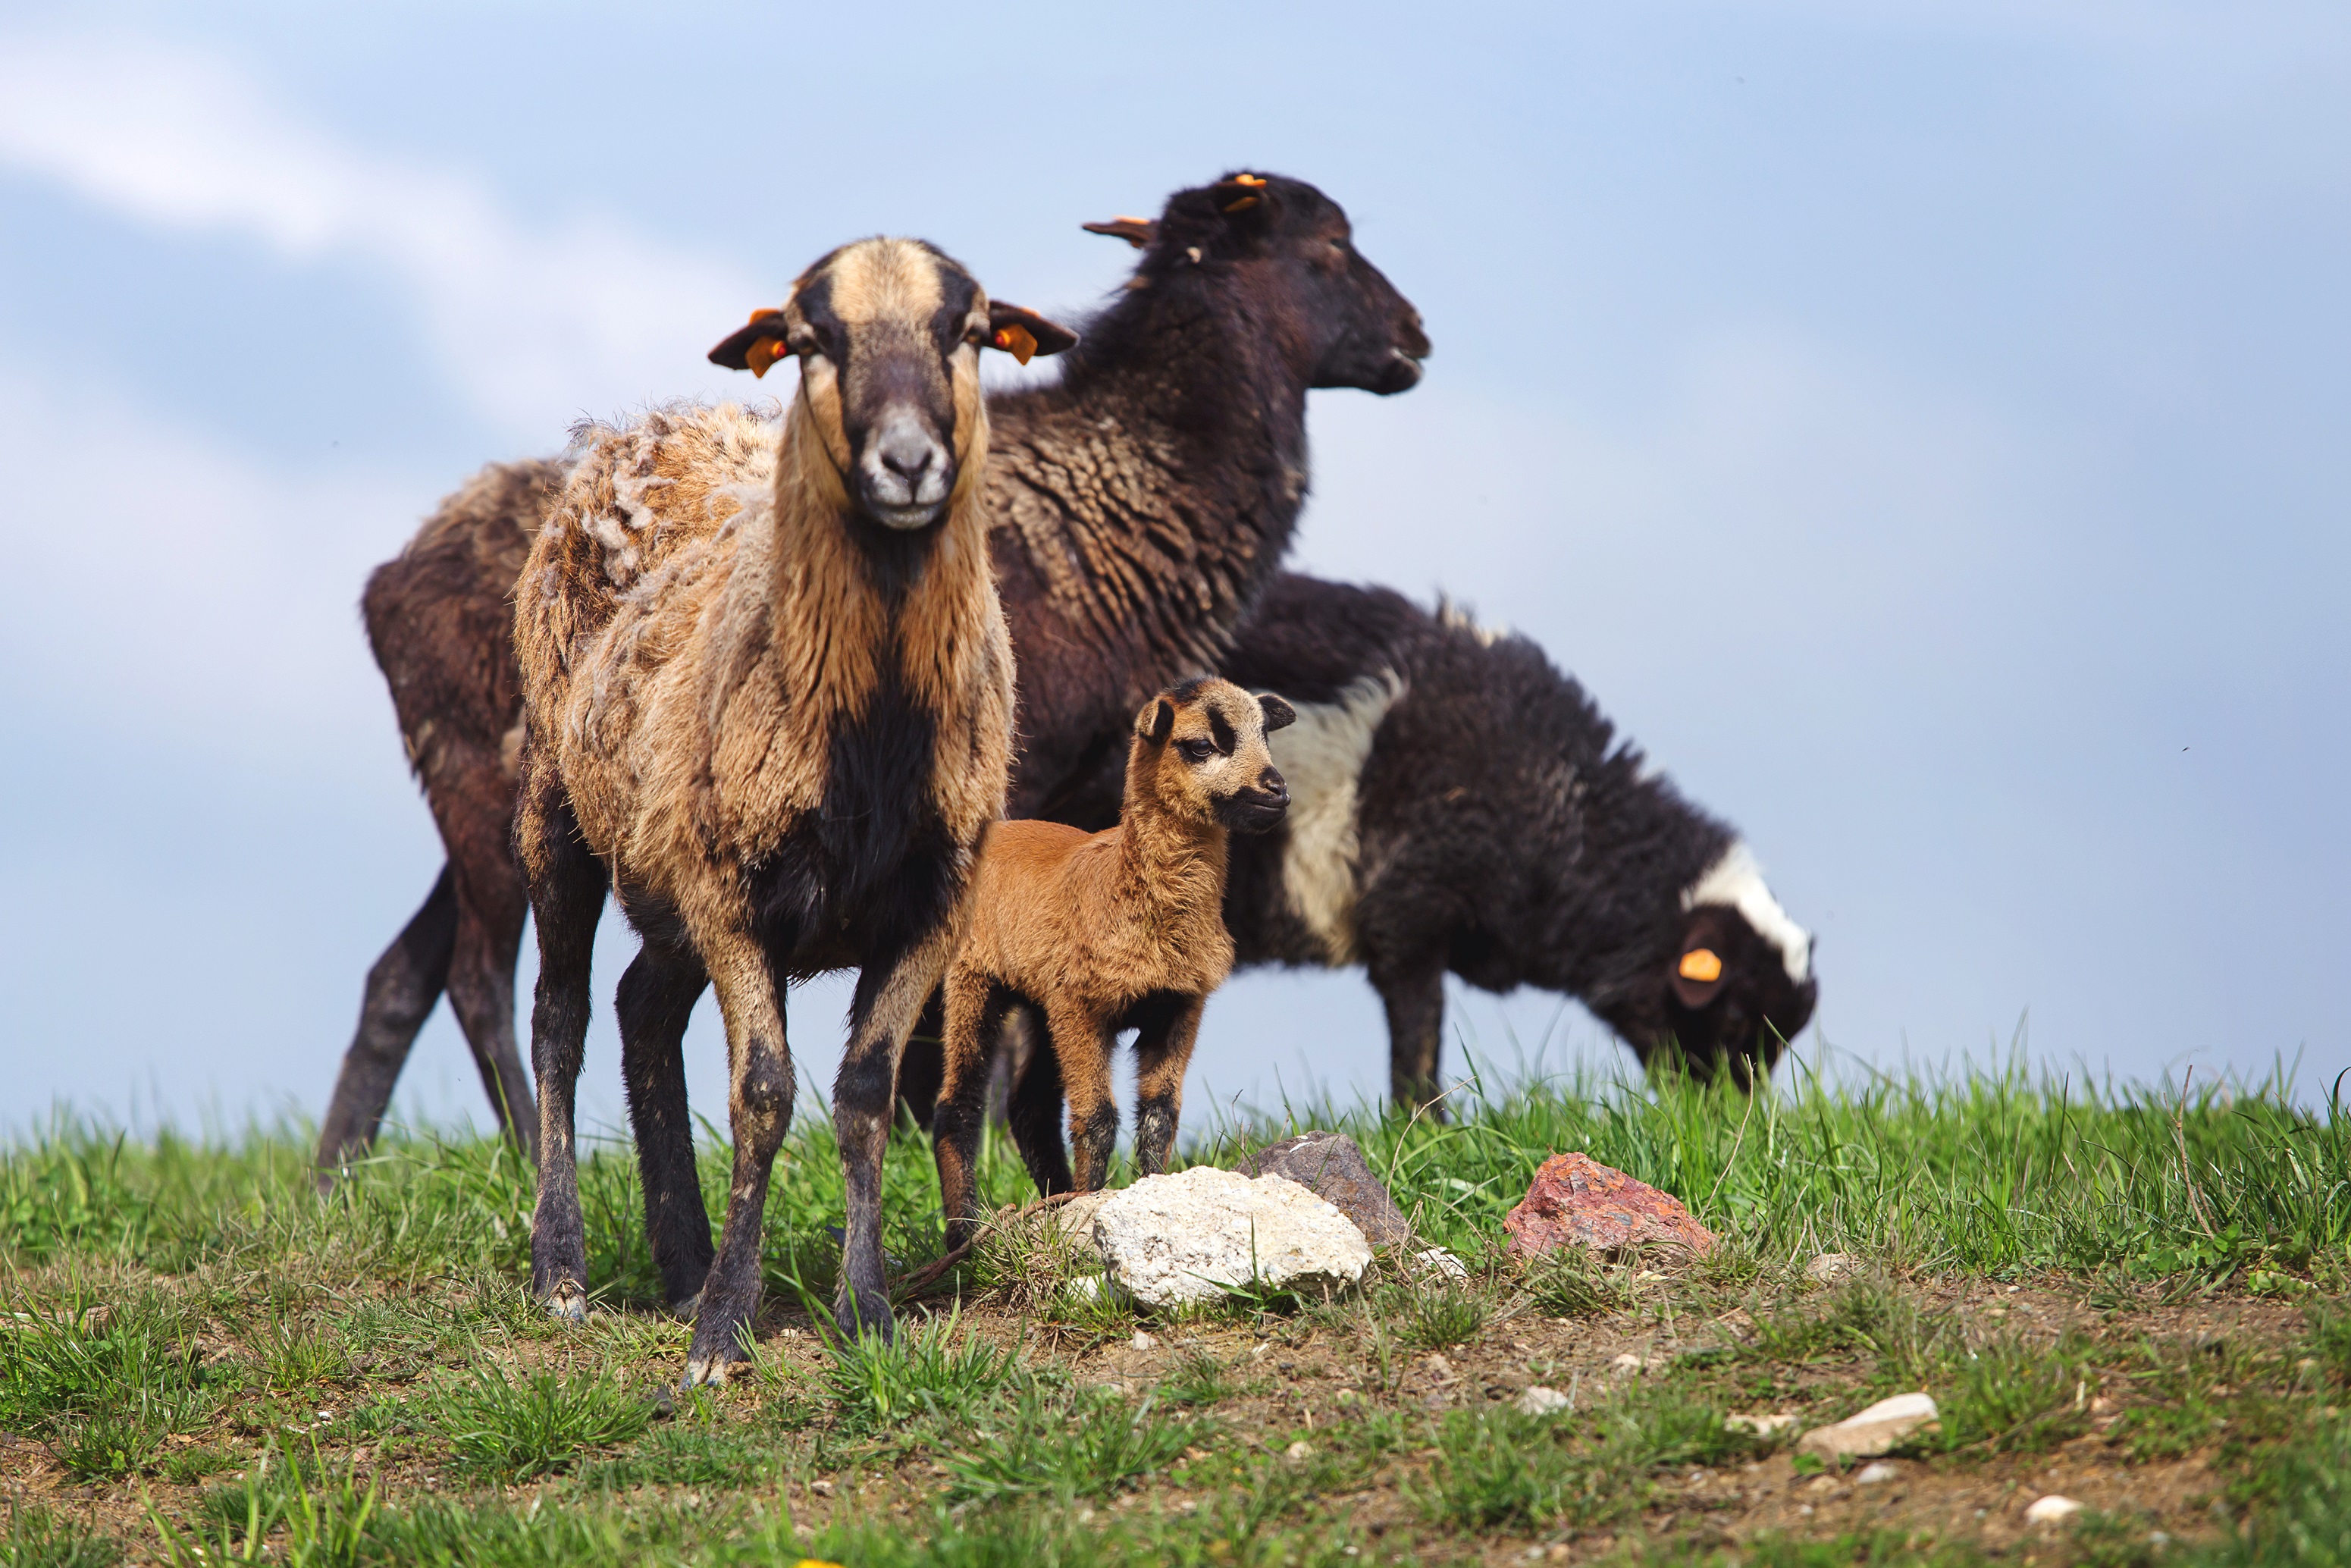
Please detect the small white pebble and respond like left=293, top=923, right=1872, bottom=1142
left=809, top=1479, right=835, bottom=1497
left=2149, top=1531, right=2171, bottom=1548
left=1610, top=1353, right=1650, bottom=1375
left=1856, top=1461, right=1898, bottom=1485
left=1412, top=1247, right=1469, bottom=1279
left=1285, top=1440, right=1313, bottom=1460
left=2026, top=1494, right=2083, bottom=1524
left=1516, top=1385, right=1571, bottom=1417
left=1131, top=1330, right=1158, bottom=1350
left=1251, top=1342, right=1271, bottom=1359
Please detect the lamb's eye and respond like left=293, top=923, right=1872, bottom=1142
left=1178, top=739, right=1216, bottom=763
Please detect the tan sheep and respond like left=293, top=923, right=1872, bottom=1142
left=511, top=237, right=1074, bottom=1381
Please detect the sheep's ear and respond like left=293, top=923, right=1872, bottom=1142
left=1081, top=215, right=1155, bottom=249
left=1670, top=909, right=1733, bottom=1008
left=985, top=302, right=1079, bottom=365
left=1258, top=693, right=1297, bottom=733
left=1209, top=172, right=1276, bottom=224
left=710, top=307, right=792, bottom=378
left=1134, top=697, right=1176, bottom=745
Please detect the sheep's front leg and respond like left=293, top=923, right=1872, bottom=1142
left=618, top=943, right=714, bottom=1314
left=1371, top=956, right=1449, bottom=1119
left=683, top=929, right=795, bottom=1387
left=518, top=792, right=607, bottom=1322
left=1050, top=1002, right=1121, bottom=1193
left=835, top=920, right=964, bottom=1342
left=1130, top=993, right=1206, bottom=1178
left=933, top=971, right=1014, bottom=1253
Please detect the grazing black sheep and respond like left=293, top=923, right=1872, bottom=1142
left=1033, top=574, right=1819, bottom=1122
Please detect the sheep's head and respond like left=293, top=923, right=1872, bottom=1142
left=1129, top=677, right=1296, bottom=833
left=1089, top=171, right=1430, bottom=395
left=710, top=238, right=1076, bottom=531
left=1601, top=857, right=1817, bottom=1092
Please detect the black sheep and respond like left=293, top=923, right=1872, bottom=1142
left=1039, top=574, right=1819, bottom=1116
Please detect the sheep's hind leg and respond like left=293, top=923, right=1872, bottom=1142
left=315, top=865, right=458, bottom=1188
left=444, top=866, right=536, bottom=1159
left=519, top=800, right=607, bottom=1323
left=1371, top=957, right=1450, bottom=1121
left=933, top=973, right=1015, bottom=1251
left=1052, top=1002, right=1120, bottom=1193
left=1005, top=1005, right=1074, bottom=1196
left=1130, top=993, right=1205, bottom=1178
left=834, top=921, right=963, bottom=1344
left=684, top=929, right=796, bottom=1387
left=619, top=943, right=714, bottom=1315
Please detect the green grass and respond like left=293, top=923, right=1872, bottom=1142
left=0, top=1060, right=2345, bottom=1565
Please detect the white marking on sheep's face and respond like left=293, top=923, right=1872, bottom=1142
left=1682, top=842, right=1812, bottom=983
left=1266, top=672, right=1405, bottom=964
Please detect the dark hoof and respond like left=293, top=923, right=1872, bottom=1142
left=834, top=1287, right=895, bottom=1345
left=542, top=1278, right=589, bottom=1322
left=668, top=1290, right=702, bottom=1322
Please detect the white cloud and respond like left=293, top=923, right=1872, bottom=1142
left=0, top=32, right=759, bottom=441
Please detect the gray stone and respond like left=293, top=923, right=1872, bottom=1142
left=1091, top=1168, right=1371, bottom=1308
left=1515, top=1385, right=1572, bottom=1416
left=1796, top=1392, right=1939, bottom=1459
left=1237, top=1131, right=1411, bottom=1246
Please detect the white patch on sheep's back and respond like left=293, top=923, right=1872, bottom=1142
left=1270, top=671, right=1405, bottom=964
left=1684, top=842, right=1813, bottom=983
left=1436, top=595, right=1506, bottom=646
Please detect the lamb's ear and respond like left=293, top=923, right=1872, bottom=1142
left=1257, top=693, right=1297, bottom=733
left=1081, top=215, right=1155, bottom=249
left=1670, top=908, right=1734, bottom=1008
left=1134, top=697, right=1176, bottom=745
left=709, top=307, right=792, bottom=378
left=985, top=302, right=1080, bottom=365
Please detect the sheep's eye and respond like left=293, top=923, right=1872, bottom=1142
left=1178, top=739, right=1216, bottom=763
left=788, top=326, right=825, bottom=358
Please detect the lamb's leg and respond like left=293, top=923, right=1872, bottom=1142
left=444, top=867, right=536, bottom=1157
left=519, top=798, right=607, bottom=1322
left=895, top=995, right=946, bottom=1132
left=1052, top=1002, right=1120, bottom=1193
left=315, top=866, right=458, bottom=1187
left=1005, top=1007, right=1074, bottom=1197
left=1372, top=958, right=1450, bottom=1120
left=833, top=920, right=963, bottom=1344
left=685, top=929, right=795, bottom=1386
left=618, top=944, right=714, bottom=1314
left=1130, top=994, right=1206, bottom=1177
left=933, top=971, right=1011, bottom=1251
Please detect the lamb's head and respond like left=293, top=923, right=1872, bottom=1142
left=1129, top=676, right=1296, bottom=833
left=1086, top=171, right=1430, bottom=395
left=710, top=237, right=1076, bottom=530
left=1602, top=847, right=1818, bottom=1092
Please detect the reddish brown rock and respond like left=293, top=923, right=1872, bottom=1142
left=1502, top=1152, right=1716, bottom=1259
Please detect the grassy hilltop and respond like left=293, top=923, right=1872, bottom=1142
left=2, top=1061, right=2347, bottom=1566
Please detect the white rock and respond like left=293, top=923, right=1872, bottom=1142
left=1610, top=1353, right=1652, bottom=1375
left=1090, top=1168, right=1371, bottom=1308
left=1052, top=1190, right=1118, bottom=1240
left=1412, top=1247, right=1469, bottom=1279
left=1796, top=1392, right=1939, bottom=1459
left=1515, top=1385, right=1572, bottom=1416
left=1804, top=1253, right=1860, bottom=1284
left=1130, top=1330, right=1158, bottom=1350
left=2026, top=1494, right=2083, bottom=1524
left=1855, top=1461, right=1898, bottom=1484
left=1726, top=1411, right=1801, bottom=1437
left=1284, top=1440, right=1314, bottom=1460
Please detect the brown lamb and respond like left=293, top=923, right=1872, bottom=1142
left=932, top=677, right=1293, bottom=1247
left=512, top=237, right=1074, bottom=1381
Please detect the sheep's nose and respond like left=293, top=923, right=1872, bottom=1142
left=1260, top=766, right=1287, bottom=797
left=877, top=422, right=939, bottom=481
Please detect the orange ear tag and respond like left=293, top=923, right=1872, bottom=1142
left=744, top=337, right=787, bottom=378
left=1233, top=174, right=1267, bottom=187
left=1679, top=949, right=1723, bottom=983
left=993, top=324, right=1038, bottom=365
left=1223, top=195, right=1261, bottom=212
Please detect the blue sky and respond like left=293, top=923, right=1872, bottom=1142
left=2, top=2, right=2345, bottom=1138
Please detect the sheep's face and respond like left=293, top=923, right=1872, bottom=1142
left=708, top=238, right=1074, bottom=531
left=1139, top=173, right=1430, bottom=396
left=1130, top=677, right=1296, bottom=833
left=1611, top=904, right=1818, bottom=1093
